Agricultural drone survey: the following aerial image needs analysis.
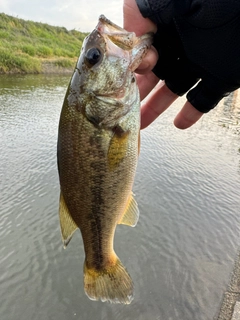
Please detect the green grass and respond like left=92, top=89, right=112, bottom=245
left=54, top=58, right=74, bottom=68
left=0, top=13, right=87, bottom=73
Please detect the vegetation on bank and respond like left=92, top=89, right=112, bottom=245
left=0, top=13, right=87, bottom=74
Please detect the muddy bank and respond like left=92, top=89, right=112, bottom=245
left=0, top=60, right=75, bottom=75
left=41, top=61, right=74, bottom=74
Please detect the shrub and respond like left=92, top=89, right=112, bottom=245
left=21, top=44, right=36, bottom=56
left=0, top=48, right=41, bottom=73
left=54, top=58, right=75, bottom=68
left=36, top=45, right=53, bottom=57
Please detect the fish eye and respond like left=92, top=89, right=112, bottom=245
left=85, top=48, right=101, bottom=66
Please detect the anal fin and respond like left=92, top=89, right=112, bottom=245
left=59, top=192, right=78, bottom=248
left=118, top=192, right=139, bottom=227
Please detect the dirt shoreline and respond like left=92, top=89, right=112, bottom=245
left=0, top=61, right=75, bottom=75
left=41, top=62, right=74, bottom=74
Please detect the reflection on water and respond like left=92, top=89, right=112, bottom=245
left=0, top=75, right=240, bottom=320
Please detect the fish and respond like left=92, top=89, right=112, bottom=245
left=57, top=15, right=152, bottom=304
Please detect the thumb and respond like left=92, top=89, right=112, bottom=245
left=123, top=0, right=157, bottom=36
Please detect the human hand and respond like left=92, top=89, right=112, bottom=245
left=124, top=0, right=204, bottom=129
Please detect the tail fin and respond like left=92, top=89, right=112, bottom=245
left=83, top=258, right=134, bottom=304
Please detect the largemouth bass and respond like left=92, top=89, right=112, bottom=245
left=57, top=15, right=152, bottom=304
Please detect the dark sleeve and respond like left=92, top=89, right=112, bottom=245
left=136, top=0, right=240, bottom=113
left=136, top=0, right=191, bottom=24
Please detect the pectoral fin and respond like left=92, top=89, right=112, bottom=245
left=59, top=192, right=78, bottom=248
left=118, top=193, right=139, bottom=227
left=107, top=126, right=130, bottom=171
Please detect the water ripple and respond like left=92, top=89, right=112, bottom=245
left=0, top=76, right=240, bottom=320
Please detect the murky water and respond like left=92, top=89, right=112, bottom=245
left=0, top=74, right=240, bottom=320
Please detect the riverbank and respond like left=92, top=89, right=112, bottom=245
left=217, top=251, right=240, bottom=320
left=3, top=59, right=77, bottom=75
left=0, top=13, right=87, bottom=74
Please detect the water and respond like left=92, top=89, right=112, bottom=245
left=0, top=74, right=239, bottom=320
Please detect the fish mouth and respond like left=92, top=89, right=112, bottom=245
left=90, top=87, right=126, bottom=101
left=97, top=15, right=138, bottom=51
left=94, top=94, right=125, bottom=108
left=83, top=90, right=126, bottom=111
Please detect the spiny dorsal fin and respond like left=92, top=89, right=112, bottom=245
left=59, top=192, right=78, bottom=248
left=118, top=193, right=139, bottom=227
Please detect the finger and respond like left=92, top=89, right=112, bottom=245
left=135, top=46, right=158, bottom=74
left=141, top=81, right=178, bottom=129
left=174, top=101, right=203, bottom=129
left=136, top=72, right=159, bottom=101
